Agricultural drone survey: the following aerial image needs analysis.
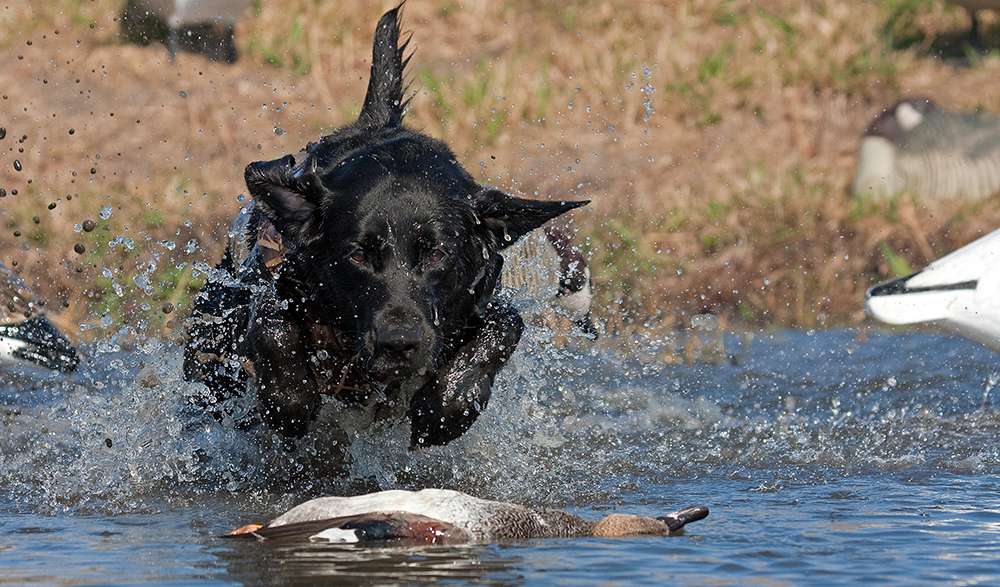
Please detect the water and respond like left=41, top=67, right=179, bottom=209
left=2, top=328, right=1000, bottom=585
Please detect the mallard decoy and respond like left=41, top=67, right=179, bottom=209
left=501, top=226, right=597, bottom=336
left=0, top=262, right=78, bottom=372
left=853, top=97, right=1000, bottom=201
left=226, top=488, right=708, bottom=544
left=866, top=227, right=1000, bottom=351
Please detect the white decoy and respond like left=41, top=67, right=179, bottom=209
left=853, top=97, right=1000, bottom=201
left=226, top=488, right=708, bottom=544
left=123, top=0, right=252, bottom=62
left=866, top=228, right=1000, bottom=351
left=0, top=262, right=78, bottom=372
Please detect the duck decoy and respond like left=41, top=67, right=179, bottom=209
left=853, top=97, right=1000, bottom=201
left=226, top=488, right=708, bottom=544
left=866, top=227, right=1000, bottom=351
left=0, top=262, right=78, bottom=372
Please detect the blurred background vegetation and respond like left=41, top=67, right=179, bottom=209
left=1, top=0, right=1000, bottom=340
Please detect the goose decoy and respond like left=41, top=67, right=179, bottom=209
left=0, top=262, right=78, bottom=373
left=226, top=489, right=709, bottom=544
left=501, top=226, right=597, bottom=337
left=121, top=0, right=252, bottom=63
left=853, top=97, right=1000, bottom=201
left=865, top=228, right=1000, bottom=351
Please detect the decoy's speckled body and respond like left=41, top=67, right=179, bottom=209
left=854, top=98, right=1000, bottom=201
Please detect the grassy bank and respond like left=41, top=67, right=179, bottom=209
left=2, top=0, right=1000, bottom=339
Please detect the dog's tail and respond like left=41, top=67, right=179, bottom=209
left=358, top=2, right=413, bottom=129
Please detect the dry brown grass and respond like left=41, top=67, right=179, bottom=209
left=2, top=0, right=1000, bottom=339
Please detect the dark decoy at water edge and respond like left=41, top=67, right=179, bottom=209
left=226, top=489, right=708, bottom=545
left=0, top=262, right=78, bottom=373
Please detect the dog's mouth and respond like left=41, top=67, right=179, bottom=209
left=357, top=310, right=441, bottom=385
left=358, top=330, right=441, bottom=387
left=366, top=351, right=433, bottom=384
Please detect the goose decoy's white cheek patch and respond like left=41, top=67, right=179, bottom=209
left=895, top=102, right=924, bottom=131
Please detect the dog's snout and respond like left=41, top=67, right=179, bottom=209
left=372, top=306, right=427, bottom=361
left=375, top=325, right=423, bottom=356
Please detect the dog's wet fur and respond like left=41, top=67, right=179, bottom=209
left=183, top=4, right=587, bottom=446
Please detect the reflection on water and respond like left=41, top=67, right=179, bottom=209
left=220, top=541, right=523, bottom=586
left=2, top=328, right=1000, bottom=584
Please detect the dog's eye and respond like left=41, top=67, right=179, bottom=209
left=348, top=248, right=367, bottom=265
left=426, top=246, right=448, bottom=266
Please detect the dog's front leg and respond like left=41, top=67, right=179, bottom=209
left=409, top=304, right=525, bottom=448
left=248, top=302, right=321, bottom=438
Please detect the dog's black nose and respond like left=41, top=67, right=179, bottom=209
left=375, top=326, right=423, bottom=357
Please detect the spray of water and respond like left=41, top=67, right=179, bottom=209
left=2, top=242, right=1000, bottom=517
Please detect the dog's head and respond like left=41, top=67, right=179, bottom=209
left=244, top=6, right=586, bottom=384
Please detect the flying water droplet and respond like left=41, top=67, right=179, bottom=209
left=640, top=64, right=655, bottom=122
left=99, top=205, right=113, bottom=220
left=133, top=274, right=153, bottom=295
left=108, top=236, right=135, bottom=251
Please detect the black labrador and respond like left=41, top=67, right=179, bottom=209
left=183, top=5, right=587, bottom=447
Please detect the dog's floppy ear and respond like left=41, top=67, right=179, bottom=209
left=358, top=3, right=412, bottom=129
left=244, top=155, right=321, bottom=241
left=472, top=187, right=588, bottom=249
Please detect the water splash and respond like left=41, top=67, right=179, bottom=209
left=1, top=325, right=999, bottom=516
left=640, top=64, right=655, bottom=122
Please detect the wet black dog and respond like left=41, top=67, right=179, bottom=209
left=183, top=5, right=587, bottom=447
